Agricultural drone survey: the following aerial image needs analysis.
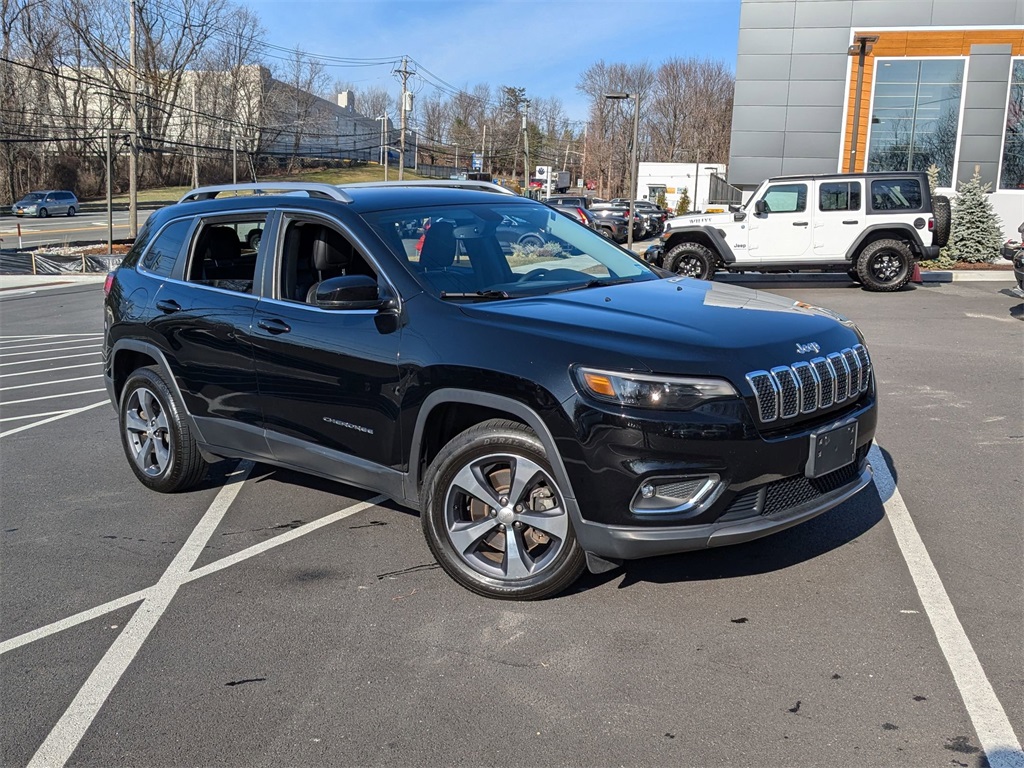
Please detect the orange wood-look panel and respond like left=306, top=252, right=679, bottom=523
left=841, top=29, right=1024, bottom=172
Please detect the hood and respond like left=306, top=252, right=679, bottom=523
left=458, top=278, right=863, bottom=382
left=665, top=212, right=733, bottom=230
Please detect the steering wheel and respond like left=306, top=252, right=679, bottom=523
left=518, top=268, right=551, bottom=282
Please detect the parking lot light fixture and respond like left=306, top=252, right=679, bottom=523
left=604, top=92, right=640, bottom=251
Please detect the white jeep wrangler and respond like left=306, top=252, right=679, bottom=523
left=646, top=171, right=950, bottom=292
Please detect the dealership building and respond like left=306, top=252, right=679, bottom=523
left=728, top=0, right=1024, bottom=236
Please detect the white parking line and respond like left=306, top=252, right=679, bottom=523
left=0, top=343, right=100, bottom=358
left=1, top=375, right=102, bottom=392
left=1, top=352, right=99, bottom=367
left=0, top=339, right=101, bottom=352
left=0, top=493, right=384, bottom=656
left=26, top=462, right=254, bottom=768
left=871, top=445, right=1024, bottom=768
left=0, top=401, right=107, bottom=438
left=0, top=388, right=107, bottom=405
left=0, top=334, right=101, bottom=342
left=0, top=362, right=100, bottom=379
left=0, top=409, right=75, bottom=422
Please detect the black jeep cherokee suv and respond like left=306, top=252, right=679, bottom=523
left=104, top=181, right=877, bottom=600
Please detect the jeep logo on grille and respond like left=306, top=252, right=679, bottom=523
left=796, top=342, right=821, bottom=355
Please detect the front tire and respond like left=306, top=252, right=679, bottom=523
left=664, top=242, right=717, bottom=280
left=119, top=366, right=209, bottom=493
left=421, top=419, right=585, bottom=600
left=38, top=208, right=48, bottom=218
left=856, top=238, right=913, bottom=292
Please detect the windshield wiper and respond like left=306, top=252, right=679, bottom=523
left=439, top=289, right=516, bottom=301
left=552, top=277, right=638, bottom=293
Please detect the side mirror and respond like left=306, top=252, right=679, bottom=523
left=754, top=199, right=767, bottom=216
left=315, top=274, right=384, bottom=310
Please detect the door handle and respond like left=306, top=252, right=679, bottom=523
left=793, top=221, right=808, bottom=227
left=843, top=220, right=859, bottom=225
left=257, top=317, right=291, bottom=335
left=155, top=299, right=181, bottom=313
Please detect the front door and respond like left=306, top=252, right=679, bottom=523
left=747, top=181, right=812, bottom=262
left=252, top=214, right=403, bottom=473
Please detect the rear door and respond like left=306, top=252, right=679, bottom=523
left=147, top=211, right=270, bottom=451
left=813, top=179, right=863, bottom=258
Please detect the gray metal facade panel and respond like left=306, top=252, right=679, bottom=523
left=734, top=80, right=792, bottom=107
left=740, top=1, right=796, bottom=28
left=788, top=53, right=851, bottom=81
left=793, top=1, right=853, bottom=28
left=731, top=130, right=789, bottom=157
left=732, top=105, right=790, bottom=131
left=964, top=79, right=1015, bottom=107
left=965, top=51, right=1015, bottom=82
left=969, top=44, right=1015, bottom=56
left=956, top=160, right=1001, bottom=186
left=781, top=156, right=841, bottom=175
left=784, top=105, right=846, bottom=132
left=850, top=0, right=939, bottom=26
left=727, top=156, right=786, bottom=187
left=786, top=79, right=850, bottom=106
left=781, top=131, right=844, bottom=158
left=738, top=27, right=797, bottom=54
left=792, top=26, right=854, bottom=54
left=958, top=134, right=1005, bottom=163
left=962, top=108, right=1011, bottom=136
left=932, top=0, right=1021, bottom=25
left=736, top=54, right=795, bottom=81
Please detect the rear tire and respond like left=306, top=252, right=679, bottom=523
left=421, top=419, right=585, bottom=600
left=932, top=195, right=951, bottom=248
left=119, top=366, right=209, bottom=493
left=67, top=206, right=76, bottom=217
left=664, top=242, right=717, bottom=280
left=856, top=238, right=913, bottom=292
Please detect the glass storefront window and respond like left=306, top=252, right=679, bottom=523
left=867, top=59, right=964, bottom=186
left=999, top=60, right=1024, bottom=190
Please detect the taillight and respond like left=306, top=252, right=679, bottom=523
left=928, top=217, right=934, bottom=231
left=103, top=271, right=115, bottom=296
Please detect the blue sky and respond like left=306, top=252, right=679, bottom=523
left=246, top=0, right=742, bottom=121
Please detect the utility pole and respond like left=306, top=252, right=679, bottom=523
left=191, top=77, right=199, bottom=188
left=522, top=115, right=530, bottom=197
left=396, top=56, right=414, bottom=180
left=481, top=124, right=486, bottom=175
left=128, top=0, right=138, bottom=238
left=106, top=129, right=113, bottom=254
left=232, top=134, right=238, bottom=184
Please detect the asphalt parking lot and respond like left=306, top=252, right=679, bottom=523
left=1, top=276, right=1021, bottom=767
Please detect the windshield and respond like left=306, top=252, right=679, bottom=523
left=20, top=193, right=44, bottom=202
left=362, top=200, right=657, bottom=299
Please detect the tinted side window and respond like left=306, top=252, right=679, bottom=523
left=870, top=179, right=923, bottom=211
left=819, top=182, right=861, bottom=211
left=277, top=219, right=376, bottom=304
left=140, top=220, right=191, bottom=277
left=186, top=217, right=265, bottom=293
left=762, top=184, right=807, bottom=213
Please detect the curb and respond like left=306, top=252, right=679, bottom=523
left=714, top=271, right=1015, bottom=285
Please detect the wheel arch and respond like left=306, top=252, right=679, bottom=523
left=847, top=224, right=925, bottom=261
left=109, top=339, right=206, bottom=443
left=406, top=389, right=581, bottom=520
left=662, top=226, right=733, bottom=263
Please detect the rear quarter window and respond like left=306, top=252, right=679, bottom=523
left=140, top=220, right=192, bottom=277
left=869, top=179, right=923, bottom=212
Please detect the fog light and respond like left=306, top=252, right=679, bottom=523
left=630, top=474, right=723, bottom=515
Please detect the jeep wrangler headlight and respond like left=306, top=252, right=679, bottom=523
left=575, top=367, right=738, bottom=410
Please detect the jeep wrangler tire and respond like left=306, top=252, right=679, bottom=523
left=421, top=419, right=586, bottom=600
left=119, top=366, right=210, bottom=493
left=856, top=238, right=913, bottom=292
left=932, top=194, right=951, bottom=248
left=664, top=242, right=717, bottom=280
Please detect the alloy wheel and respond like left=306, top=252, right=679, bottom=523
left=123, top=386, right=172, bottom=477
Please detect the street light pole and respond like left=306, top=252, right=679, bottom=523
left=605, top=91, right=641, bottom=251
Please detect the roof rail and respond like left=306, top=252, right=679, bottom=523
left=178, top=182, right=353, bottom=204
left=339, top=180, right=517, bottom=196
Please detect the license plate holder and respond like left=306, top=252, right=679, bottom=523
left=806, top=421, right=858, bottom=479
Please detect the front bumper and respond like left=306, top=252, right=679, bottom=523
left=575, top=460, right=872, bottom=560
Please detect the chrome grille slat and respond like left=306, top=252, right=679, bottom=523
left=746, top=344, right=872, bottom=424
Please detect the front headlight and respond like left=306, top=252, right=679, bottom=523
left=575, top=367, right=738, bottom=410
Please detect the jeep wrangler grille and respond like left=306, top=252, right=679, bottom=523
left=745, top=344, right=872, bottom=423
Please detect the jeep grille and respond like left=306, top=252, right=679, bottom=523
left=745, top=344, right=872, bottom=423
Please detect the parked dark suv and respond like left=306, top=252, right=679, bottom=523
left=104, top=181, right=877, bottom=600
